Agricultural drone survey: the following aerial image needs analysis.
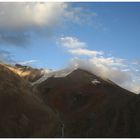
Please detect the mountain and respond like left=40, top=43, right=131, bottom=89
left=34, top=68, right=140, bottom=137
left=1, top=63, right=140, bottom=137
left=0, top=63, right=62, bottom=137
left=6, top=64, right=44, bottom=83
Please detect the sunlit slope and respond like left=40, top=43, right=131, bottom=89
left=0, top=63, right=61, bottom=137
left=6, top=64, right=43, bottom=83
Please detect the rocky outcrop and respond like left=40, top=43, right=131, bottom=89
left=7, top=64, right=43, bottom=83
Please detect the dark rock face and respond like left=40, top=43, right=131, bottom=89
left=35, top=69, right=140, bottom=138
left=0, top=64, right=62, bottom=137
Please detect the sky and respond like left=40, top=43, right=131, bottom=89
left=0, top=2, right=140, bottom=93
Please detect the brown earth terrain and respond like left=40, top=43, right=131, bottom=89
left=7, top=64, right=43, bottom=83
left=0, top=63, right=62, bottom=137
left=1, top=63, right=140, bottom=137
left=35, top=69, right=140, bottom=137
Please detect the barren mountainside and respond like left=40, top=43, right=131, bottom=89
left=0, top=63, right=62, bottom=137
left=35, top=69, right=140, bottom=137
left=7, top=64, right=43, bottom=83
left=1, top=63, right=140, bottom=137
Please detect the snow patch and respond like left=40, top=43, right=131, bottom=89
left=91, top=79, right=101, bottom=85
left=32, top=67, right=78, bottom=85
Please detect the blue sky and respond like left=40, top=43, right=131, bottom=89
left=1, top=2, right=140, bottom=93
left=0, top=2, right=140, bottom=69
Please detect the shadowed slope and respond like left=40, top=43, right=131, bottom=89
left=3, top=63, right=140, bottom=137
left=35, top=69, right=140, bottom=137
left=0, top=63, right=62, bottom=137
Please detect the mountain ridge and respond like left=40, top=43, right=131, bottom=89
left=33, top=66, right=138, bottom=137
left=0, top=63, right=62, bottom=137
left=1, top=62, right=140, bottom=137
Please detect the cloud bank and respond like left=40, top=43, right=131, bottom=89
left=58, top=36, right=140, bottom=94
left=0, top=3, right=66, bottom=31
left=0, top=2, right=67, bottom=46
left=69, top=57, right=140, bottom=94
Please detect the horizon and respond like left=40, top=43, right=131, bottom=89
left=0, top=2, right=140, bottom=93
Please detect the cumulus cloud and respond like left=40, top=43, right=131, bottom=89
left=0, top=3, right=67, bottom=31
left=59, top=37, right=86, bottom=49
left=59, top=37, right=103, bottom=57
left=0, top=3, right=97, bottom=47
left=0, top=2, right=68, bottom=46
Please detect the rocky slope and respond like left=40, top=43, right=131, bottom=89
left=7, top=64, right=44, bottom=83
left=1, top=63, right=140, bottom=137
left=34, top=68, right=140, bottom=137
left=0, top=63, right=62, bottom=137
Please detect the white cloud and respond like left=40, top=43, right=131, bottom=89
left=0, top=3, right=97, bottom=32
left=63, top=6, right=97, bottom=25
left=0, top=2, right=69, bottom=46
left=0, top=3, right=67, bottom=31
left=18, top=60, right=38, bottom=65
left=68, top=48, right=103, bottom=56
left=58, top=36, right=140, bottom=94
left=68, top=57, right=140, bottom=93
left=59, top=36, right=103, bottom=57
left=69, top=57, right=132, bottom=83
left=59, top=37, right=86, bottom=49
left=0, top=3, right=97, bottom=46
